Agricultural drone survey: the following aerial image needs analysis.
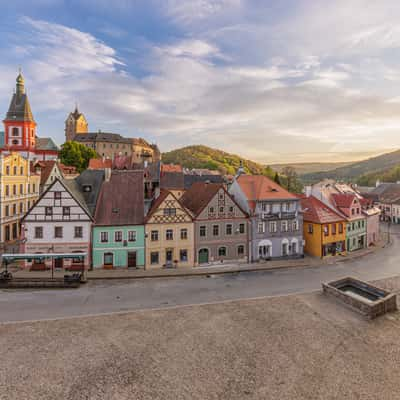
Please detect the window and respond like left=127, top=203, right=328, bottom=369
left=166, top=229, right=173, bottom=240
left=258, top=221, right=265, bottom=233
left=115, top=231, right=123, bottom=242
left=150, top=252, right=159, bottom=265
left=5, top=166, right=10, bottom=175
left=5, top=185, right=9, bottom=196
left=13, top=166, right=17, bottom=175
left=219, top=192, right=224, bottom=200
left=218, top=247, right=227, bottom=257
left=28, top=184, right=30, bottom=193
left=323, top=225, right=329, bottom=237
left=13, top=185, right=16, bottom=195
left=352, top=209, right=355, bottom=215
left=20, top=166, right=23, bottom=175
left=74, top=226, right=83, bottom=238
left=54, top=191, right=62, bottom=200
left=19, top=203, right=23, bottom=214
left=269, top=221, right=277, bottom=233
left=45, top=207, right=53, bottom=216
left=226, top=224, right=233, bottom=235
left=213, top=225, right=219, bottom=236
left=163, top=208, right=176, bottom=216
left=209, top=207, right=215, bottom=214
left=199, top=225, right=206, bottom=237
left=104, top=253, right=113, bottom=266
left=308, top=224, right=313, bottom=234
left=331, top=223, right=336, bottom=235
left=293, top=220, right=299, bottom=231
left=237, top=245, right=245, bottom=256
left=34, top=226, right=43, bottom=239
left=281, top=220, right=288, bottom=232
left=180, top=249, right=188, bottom=262
left=229, top=206, right=234, bottom=213
left=338, top=223, right=343, bottom=234
left=12, top=127, right=18, bottom=136
left=356, top=208, right=360, bottom=214
left=63, top=206, right=70, bottom=216
left=128, top=231, right=136, bottom=242
left=33, top=184, right=36, bottom=193
left=5, top=205, right=9, bottom=217
left=219, top=206, right=224, bottom=213
left=19, top=184, right=23, bottom=194
left=100, top=231, right=109, bottom=243
left=239, top=223, right=245, bottom=234
left=54, top=226, right=63, bottom=238
left=180, top=228, right=188, bottom=240
left=151, top=230, right=159, bottom=241
left=12, top=204, right=16, bottom=215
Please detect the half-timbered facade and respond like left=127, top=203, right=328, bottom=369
left=145, top=190, right=194, bottom=269
left=181, top=182, right=249, bottom=265
left=20, top=178, right=93, bottom=270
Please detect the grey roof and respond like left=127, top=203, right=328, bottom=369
left=6, top=92, right=34, bottom=122
left=368, top=183, right=400, bottom=199
left=183, top=174, right=224, bottom=190
left=161, top=171, right=184, bottom=190
left=73, top=132, right=132, bottom=144
left=73, top=170, right=105, bottom=216
left=36, top=137, right=59, bottom=151
left=63, top=179, right=92, bottom=217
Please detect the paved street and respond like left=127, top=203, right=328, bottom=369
left=1, top=224, right=399, bottom=323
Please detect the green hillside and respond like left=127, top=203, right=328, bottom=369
left=271, top=162, right=352, bottom=176
left=302, top=149, right=400, bottom=183
left=357, top=165, right=400, bottom=186
left=162, top=145, right=274, bottom=177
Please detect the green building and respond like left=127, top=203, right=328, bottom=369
left=92, top=170, right=145, bottom=268
left=346, top=217, right=367, bottom=252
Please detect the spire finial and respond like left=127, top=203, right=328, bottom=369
left=16, top=68, right=25, bottom=95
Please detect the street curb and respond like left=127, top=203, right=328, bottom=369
left=86, top=262, right=312, bottom=280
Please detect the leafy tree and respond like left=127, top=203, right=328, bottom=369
left=274, top=172, right=281, bottom=184
left=60, top=141, right=97, bottom=173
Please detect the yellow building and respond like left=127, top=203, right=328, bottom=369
left=65, top=106, right=88, bottom=142
left=300, top=195, right=346, bottom=258
left=145, top=190, right=194, bottom=269
left=0, top=152, right=40, bottom=250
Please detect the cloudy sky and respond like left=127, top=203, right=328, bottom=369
left=1, top=0, right=400, bottom=163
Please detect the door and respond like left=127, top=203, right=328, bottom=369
left=198, top=248, right=209, bottom=264
left=128, top=251, right=137, bottom=268
left=54, top=258, right=64, bottom=269
left=104, top=252, right=113, bottom=268
left=166, top=249, right=173, bottom=265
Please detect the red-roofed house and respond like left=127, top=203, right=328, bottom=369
left=300, top=195, right=346, bottom=258
left=229, top=174, right=303, bottom=261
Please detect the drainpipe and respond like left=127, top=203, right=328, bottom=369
left=247, top=217, right=251, bottom=264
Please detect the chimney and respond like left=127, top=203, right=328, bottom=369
left=105, top=167, right=111, bottom=182
left=305, top=185, right=312, bottom=197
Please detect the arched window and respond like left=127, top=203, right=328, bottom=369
left=13, top=166, right=17, bottom=175
left=218, top=247, right=227, bottom=257
left=12, top=140, right=19, bottom=145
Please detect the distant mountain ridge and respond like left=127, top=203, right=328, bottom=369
left=271, top=162, right=352, bottom=175
left=302, top=149, right=400, bottom=183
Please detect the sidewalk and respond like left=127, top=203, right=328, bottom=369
left=7, top=241, right=389, bottom=281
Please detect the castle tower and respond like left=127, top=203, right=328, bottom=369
left=3, top=71, right=37, bottom=152
left=65, top=105, right=88, bottom=142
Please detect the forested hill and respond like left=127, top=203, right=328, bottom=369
left=162, top=145, right=274, bottom=177
left=302, top=149, right=400, bottom=183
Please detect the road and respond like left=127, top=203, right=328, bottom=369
left=1, top=224, right=399, bottom=323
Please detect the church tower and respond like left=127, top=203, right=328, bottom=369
left=3, top=71, right=37, bottom=152
left=65, top=105, right=88, bottom=142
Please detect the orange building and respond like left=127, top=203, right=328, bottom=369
left=300, top=195, right=346, bottom=258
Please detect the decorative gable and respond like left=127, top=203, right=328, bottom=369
left=23, top=179, right=91, bottom=222
left=147, top=193, right=192, bottom=224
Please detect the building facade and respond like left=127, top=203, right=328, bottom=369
left=181, top=182, right=248, bottom=265
left=92, top=171, right=145, bottom=269
left=229, top=174, right=303, bottom=261
left=300, top=195, right=346, bottom=258
left=20, top=178, right=93, bottom=270
left=0, top=152, right=40, bottom=251
left=145, top=190, right=194, bottom=269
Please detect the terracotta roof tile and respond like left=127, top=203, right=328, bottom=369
left=88, top=158, right=112, bottom=169
left=161, top=164, right=183, bottom=173
left=300, top=195, right=345, bottom=224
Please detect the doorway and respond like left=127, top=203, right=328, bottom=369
left=165, top=249, right=173, bottom=266
left=128, top=251, right=137, bottom=268
left=198, top=248, right=209, bottom=264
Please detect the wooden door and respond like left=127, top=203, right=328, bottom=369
left=128, top=251, right=137, bottom=268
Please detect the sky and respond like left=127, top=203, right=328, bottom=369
left=1, top=0, right=400, bottom=163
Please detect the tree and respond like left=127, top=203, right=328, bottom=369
left=282, top=166, right=297, bottom=192
left=60, top=141, right=97, bottom=173
left=274, top=172, right=281, bottom=184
